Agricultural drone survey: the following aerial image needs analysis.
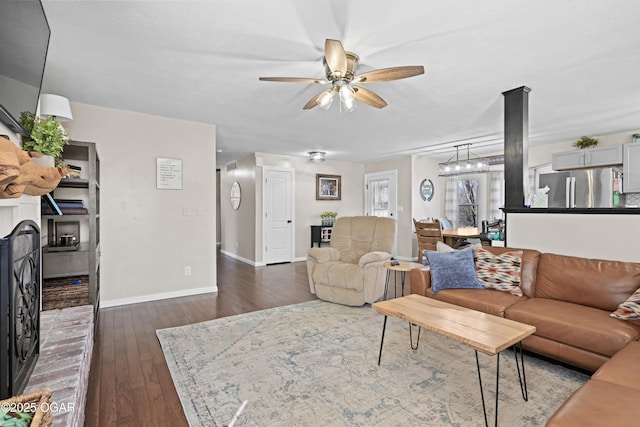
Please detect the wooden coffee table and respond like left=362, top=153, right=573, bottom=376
left=373, top=294, right=536, bottom=427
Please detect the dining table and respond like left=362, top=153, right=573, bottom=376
left=441, top=227, right=481, bottom=248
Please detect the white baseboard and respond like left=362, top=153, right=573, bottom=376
left=220, top=250, right=307, bottom=266
left=220, top=249, right=266, bottom=266
left=101, top=285, right=218, bottom=308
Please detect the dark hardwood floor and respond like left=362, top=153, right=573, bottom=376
left=84, top=252, right=318, bottom=427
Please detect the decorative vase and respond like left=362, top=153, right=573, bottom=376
left=30, top=154, right=55, bottom=167
left=321, top=217, right=335, bottom=226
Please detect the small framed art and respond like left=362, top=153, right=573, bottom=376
left=316, top=174, right=341, bottom=200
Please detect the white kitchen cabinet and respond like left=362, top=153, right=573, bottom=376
left=623, top=143, right=640, bottom=193
left=552, top=151, right=584, bottom=170
left=552, top=145, right=623, bottom=170
left=585, top=145, right=623, bottom=167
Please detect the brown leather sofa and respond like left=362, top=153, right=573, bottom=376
left=410, top=247, right=640, bottom=425
left=546, top=341, right=640, bottom=426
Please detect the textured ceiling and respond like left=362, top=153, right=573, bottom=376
left=40, top=0, right=640, bottom=167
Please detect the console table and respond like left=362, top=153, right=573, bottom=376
left=310, top=225, right=333, bottom=247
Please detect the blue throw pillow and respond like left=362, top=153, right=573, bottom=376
left=426, top=249, right=484, bottom=294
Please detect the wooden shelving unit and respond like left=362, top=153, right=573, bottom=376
left=42, top=141, right=100, bottom=327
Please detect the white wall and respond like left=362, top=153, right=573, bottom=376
left=64, top=103, right=217, bottom=306
left=219, top=154, right=257, bottom=264
left=508, top=212, right=640, bottom=263
left=220, top=153, right=365, bottom=264
left=216, top=170, right=221, bottom=246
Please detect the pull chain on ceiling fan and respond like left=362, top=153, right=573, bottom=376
left=259, top=39, right=425, bottom=111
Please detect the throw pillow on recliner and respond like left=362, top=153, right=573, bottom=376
left=426, top=249, right=484, bottom=294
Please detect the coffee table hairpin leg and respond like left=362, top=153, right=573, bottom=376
left=383, top=270, right=391, bottom=300
left=377, top=316, right=388, bottom=365
left=409, top=323, right=421, bottom=350
left=475, top=342, right=528, bottom=427
left=512, top=342, right=528, bottom=401
left=378, top=317, right=422, bottom=366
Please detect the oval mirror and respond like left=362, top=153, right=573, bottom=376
left=230, top=181, right=241, bottom=210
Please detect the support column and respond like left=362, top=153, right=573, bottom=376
left=502, top=86, right=531, bottom=209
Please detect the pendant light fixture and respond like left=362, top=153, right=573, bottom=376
left=438, top=144, right=490, bottom=176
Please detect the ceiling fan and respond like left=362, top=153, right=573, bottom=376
left=259, top=39, right=425, bottom=111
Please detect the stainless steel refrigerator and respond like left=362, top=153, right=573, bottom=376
left=538, top=167, right=622, bottom=208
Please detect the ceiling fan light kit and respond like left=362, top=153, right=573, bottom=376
left=259, top=39, right=425, bottom=111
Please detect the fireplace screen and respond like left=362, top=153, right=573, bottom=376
left=0, top=220, right=40, bottom=399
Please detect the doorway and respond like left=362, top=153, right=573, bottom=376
left=364, top=170, right=397, bottom=218
left=262, top=167, right=294, bottom=264
left=364, top=170, right=397, bottom=254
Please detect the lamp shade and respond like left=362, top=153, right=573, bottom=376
left=39, top=94, right=73, bottom=121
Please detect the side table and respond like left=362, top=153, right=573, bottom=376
left=382, top=261, right=425, bottom=300
left=310, top=225, right=333, bottom=247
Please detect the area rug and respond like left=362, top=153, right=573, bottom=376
left=157, top=300, right=588, bottom=426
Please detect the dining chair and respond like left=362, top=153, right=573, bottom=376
left=413, top=218, right=443, bottom=264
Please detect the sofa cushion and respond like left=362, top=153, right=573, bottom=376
left=546, top=379, right=640, bottom=427
left=505, top=298, right=640, bottom=357
left=426, top=249, right=483, bottom=294
left=535, top=253, right=640, bottom=311
left=591, top=341, right=640, bottom=391
left=424, top=287, right=525, bottom=317
left=610, top=287, right=640, bottom=320
left=473, top=247, right=523, bottom=296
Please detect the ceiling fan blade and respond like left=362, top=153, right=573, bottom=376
left=354, top=65, right=425, bottom=83
left=259, top=77, right=328, bottom=84
left=353, top=86, right=388, bottom=109
left=324, top=39, right=347, bottom=78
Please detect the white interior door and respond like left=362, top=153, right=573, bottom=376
left=364, top=170, right=397, bottom=254
left=263, top=167, right=294, bottom=264
left=364, top=170, right=397, bottom=218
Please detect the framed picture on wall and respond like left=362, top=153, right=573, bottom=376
left=316, top=174, right=341, bottom=200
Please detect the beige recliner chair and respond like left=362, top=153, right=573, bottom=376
left=307, top=216, right=396, bottom=306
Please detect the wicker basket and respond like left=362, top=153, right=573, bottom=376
left=0, top=388, right=53, bottom=427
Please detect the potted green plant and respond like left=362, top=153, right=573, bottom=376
left=573, top=135, right=599, bottom=149
left=20, top=111, right=69, bottom=165
left=320, top=211, right=337, bottom=226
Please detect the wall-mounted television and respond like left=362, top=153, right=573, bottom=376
left=0, top=0, right=50, bottom=137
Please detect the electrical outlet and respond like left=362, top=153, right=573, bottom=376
left=184, top=266, right=191, bottom=276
